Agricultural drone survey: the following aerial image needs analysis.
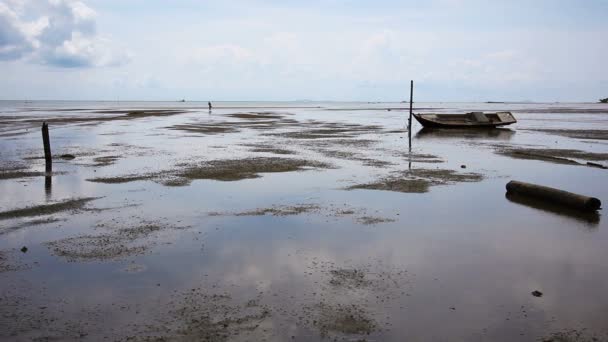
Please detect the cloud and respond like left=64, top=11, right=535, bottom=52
left=0, top=0, right=129, bottom=67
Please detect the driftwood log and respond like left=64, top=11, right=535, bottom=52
left=506, top=180, right=601, bottom=212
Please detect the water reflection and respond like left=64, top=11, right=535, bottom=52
left=45, top=174, right=52, bottom=200
left=506, top=192, right=600, bottom=226
left=415, top=127, right=515, bottom=140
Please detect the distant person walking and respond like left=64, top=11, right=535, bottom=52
left=208, top=101, right=212, bottom=112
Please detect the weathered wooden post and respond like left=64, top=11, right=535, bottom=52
left=42, top=122, right=52, bottom=173
left=408, top=80, right=414, bottom=150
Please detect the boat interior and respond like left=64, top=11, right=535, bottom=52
left=425, top=112, right=513, bottom=123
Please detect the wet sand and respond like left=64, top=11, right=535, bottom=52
left=1, top=101, right=608, bottom=341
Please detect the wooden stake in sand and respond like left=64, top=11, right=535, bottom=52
left=408, top=80, right=414, bottom=150
left=42, top=122, right=52, bottom=173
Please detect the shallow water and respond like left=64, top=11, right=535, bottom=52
left=1, top=101, right=608, bottom=341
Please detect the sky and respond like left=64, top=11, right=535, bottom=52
left=0, top=0, right=607, bottom=102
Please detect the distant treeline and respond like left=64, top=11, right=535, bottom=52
left=600, top=98, right=608, bottom=103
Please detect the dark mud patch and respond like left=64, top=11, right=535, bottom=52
left=91, top=157, right=332, bottom=186
left=0, top=170, right=46, bottom=180
left=86, top=174, right=154, bottom=184
left=0, top=287, right=97, bottom=340
left=0, top=197, right=100, bottom=220
left=266, top=123, right=384, bottom=140
left=211, top=204, right=321, bottom=217
left=209, top=203, right=397, bottom=225
left=313, top=138, right=378, bottom=148
left=168, top=157, right=332, bottom=184
left=401, top=152, right=444, bottom=164
left=496, top=147, right=608, bottom=165
left=24, top=143, right=150, bottom=163
left=23, top=147, right=99, bottom=160
left=316, top=260, right=411, bottom=294
left=0, top=161, right=30, bottom=172
left=525, top=129, right=608, bottom=141
left=0, top=217, right=65, bottom=236
left=47, top=235, right=148, bottom=262
left=539, top=328, right=608, bottom=342
left=45, top=220, right=186, bottom=262
left=312, top=302, right=377, bottom=336
left=250, top=147, right=295, bottom=155
left=243, top=143, right=297, bottom=155
left=91, top=155, right=120, bottom=167
left=226, top=112, right=286, bottom=119
left=328, top=269, right=373, bottom=288
left=0, top=161, right=49, bottom=180
left=268, top=131, right=357, bottom=139
left=166, top=123, right=239, bottom=135
left=1, top=109, right=188, bottom=135
left=357, top=216, right=396, bottom=225
left=22, top=110, right=188, bottom=127
left=31, top=144, right=154, bottom=168
left=128, top=288, right=271, bottom=341
left=350, top=178, right=431, bottom=193
left=347, top=168, right=483, bottom=193
left=300, top=260, right=410, bottom=338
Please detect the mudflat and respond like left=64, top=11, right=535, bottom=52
left=1, top=101, right=607, bottom=341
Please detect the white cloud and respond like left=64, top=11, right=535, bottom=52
left=0, top=0, right=129, bottom=67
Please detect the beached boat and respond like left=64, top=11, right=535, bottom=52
left=413, top=112, right=516, bottom=128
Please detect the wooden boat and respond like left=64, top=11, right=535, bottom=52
left=413, top=112, right=516, bottom=128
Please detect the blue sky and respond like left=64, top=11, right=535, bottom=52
left=0, top=0, right=606, bottom=101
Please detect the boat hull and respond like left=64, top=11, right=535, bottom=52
left=413, top=112, right=516, bottom=128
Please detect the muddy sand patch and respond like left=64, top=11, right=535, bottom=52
left=209, top=204, right=321, bottom=217
left=45, top=220, right=187, bottom=262
left=226, top=112, right=288, bottom=119
left=88, top=157, right=333, bottom=186
left=298, top=259, right=410, bottom=338
left=0, top=169, right=48, bottom=180
left=357, top=216, right=396, bottom=225
left=22, top=143, right=153, bottom=168
left=233, top=204, right=321, bottom=216
left=525, top=129, right=608, bottom=141
left=311, top=302, right=377, bottom=336
left=0, top=161, right=59, bottom=180
left=264, top=122, right=385, bottom=139
left=400, top=152, right=444, bottom=164
left=0, top=197, right=99, bottom=220
left=127, top=288, right=271, bottom=341
left=242, top=143, right=297, bottom=155
left=36, top=109, right=187, bottom=126
left=539, top=328, right=608, bottom=342
left=347, top=168, right=484, bottom=193
left=209, top=203, right=397, bottom=225
left=267, top=129, right=378, bottom=140
left=166, top=123, right=240, bottom=135
left=1, top=217, right=65, bottom=236
left=495, top=147, right=608, bottom=165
